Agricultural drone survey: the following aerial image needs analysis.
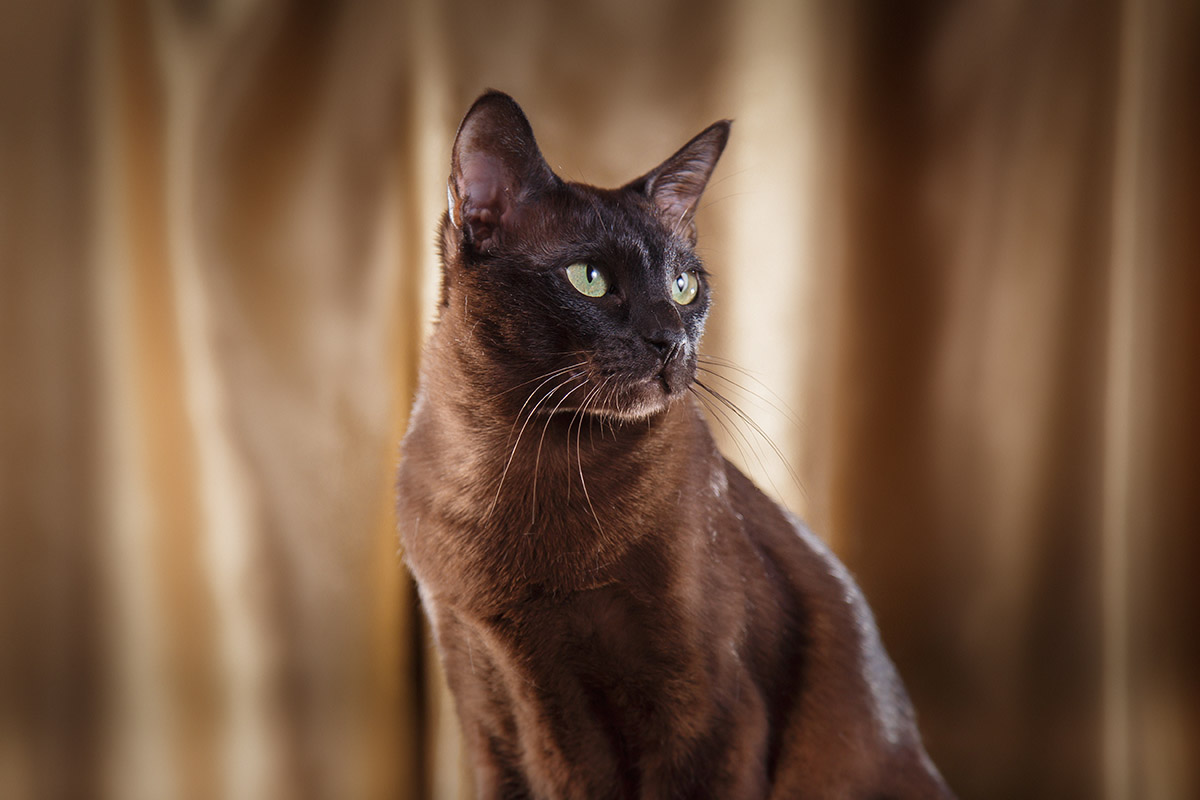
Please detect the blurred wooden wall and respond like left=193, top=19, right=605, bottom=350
left=2, top=1, right=1197, bottom=798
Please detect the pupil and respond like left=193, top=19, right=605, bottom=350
left=587, top=266, right=596, bottom=282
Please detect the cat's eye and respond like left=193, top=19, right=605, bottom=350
left=671, top=271, right=700, bottom=305
left=566, top=263, right=609, bottom=298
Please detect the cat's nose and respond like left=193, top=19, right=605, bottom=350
left=639, top=301, right=687, bottom=363
left=645, top=329, right=686, bottom=363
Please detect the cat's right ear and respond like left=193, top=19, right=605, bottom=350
left=448, top=91, right=557, bottom=254
left=625, top=120, right=731, bottom=245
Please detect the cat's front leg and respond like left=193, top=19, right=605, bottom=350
left=635, top=671, right=771, bottom=800
left=428, top=610, right=535, bottom=799
left=464, top=728, right=534, bottom=800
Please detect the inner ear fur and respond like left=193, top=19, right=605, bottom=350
left=625, top=120, right=731, bottom=243
left=449, top=91, right=557, bottom=254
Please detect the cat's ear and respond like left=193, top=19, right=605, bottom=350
left=626, top=120, right=731, bottom=244
left=448, top=91, right=557, bottom=254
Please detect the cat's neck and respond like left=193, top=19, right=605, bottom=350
left=424, top=310, right=714, bottom=506
left=405, top=311, right=725, bottom=595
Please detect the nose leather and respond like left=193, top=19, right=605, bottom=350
left=637, top=300, right=686, bottom=363
left=645, top=330, right=685, bottom=360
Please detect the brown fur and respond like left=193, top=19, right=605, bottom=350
left=397, top=91, right=953, bottom=799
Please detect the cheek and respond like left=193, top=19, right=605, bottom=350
left=559, top=302, right=622, bottom=347
left=683, top=309, right=708, bottom=348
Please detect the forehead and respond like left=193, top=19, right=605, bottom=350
left=548, top=184, right=679, bottom=270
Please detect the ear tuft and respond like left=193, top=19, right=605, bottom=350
left=627, top=120, right=731, bottom=244
left=449, top=91, right=557, bottom=253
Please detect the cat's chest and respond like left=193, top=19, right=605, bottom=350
left=472, top=579, right=697, bottom=699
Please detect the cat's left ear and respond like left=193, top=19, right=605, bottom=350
left=626, top=120, right=731, bottom=244
left=448, top=91, right=558, bottom=254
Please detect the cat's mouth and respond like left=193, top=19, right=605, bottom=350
left=527, top=360, right=692, bottom=423
left=602, top=367, right=689, bottom=421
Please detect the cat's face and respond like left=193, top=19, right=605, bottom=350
left=440, top=92, right=729, bottom=423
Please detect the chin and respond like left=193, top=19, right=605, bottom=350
left=602, top=376, right=687, bottom=422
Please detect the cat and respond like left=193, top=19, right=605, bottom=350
left=397, top=90, right=954, bottom=800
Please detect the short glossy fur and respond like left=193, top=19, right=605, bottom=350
left=397, top=91, right=953, bottom=799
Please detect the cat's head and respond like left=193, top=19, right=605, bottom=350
left=439, top=91, right=729, bottom=423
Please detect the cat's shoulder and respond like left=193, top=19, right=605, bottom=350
left=719, top=457, right=882, bottom=625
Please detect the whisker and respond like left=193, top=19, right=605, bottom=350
left=696, top=357, right=805, bottom=431
left=490, top=360, right=588, bottom=403
left=500, top=365, right=591, bottom=456
left=568, top=378, right=610, bottom=499
left=696, top=368, right=809, bottom=470
left=689, top=386, right=760, bottom=488
left=488, top=372, right=581, bottom=519
left=530, top=379, right=588, bottom=527
left=585, top=374, right=616, bottom=449
left=694, top=379, right=808, bottom=505
left=605, top=382, right=622, bottom=438
left=564, top=386, right=591, bottom=506
left=575, top=378, right=610, bottom=538
left=695, top=384, right=786, bottom=503
left=564, top=382, right=595, bottom=507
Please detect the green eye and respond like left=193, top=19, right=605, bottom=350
left=566, top=263, right=609, bottom=297
left=671, top=271, right=700, bottom=305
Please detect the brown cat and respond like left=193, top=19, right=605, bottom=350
left=397, top=91, right=954, bottom=799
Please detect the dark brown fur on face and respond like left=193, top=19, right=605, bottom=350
left=397, top=91, right=954, bottom=800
